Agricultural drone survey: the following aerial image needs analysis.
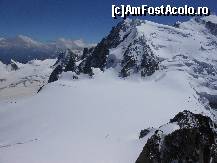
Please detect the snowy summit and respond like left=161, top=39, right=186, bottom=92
left=0, top=15, right=217, bottom=163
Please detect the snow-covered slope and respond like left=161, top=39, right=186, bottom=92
left=0, top=15, right=217, bottom=163
left=0, top=69, right=206, bottom=163
left=51, top=15, right=217, bottom=111
left=136, top=16, right=217, bottom=110
left=0, top=59, right=56, bottom=101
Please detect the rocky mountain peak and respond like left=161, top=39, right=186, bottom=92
left=49, top=17, right=158, bottom=79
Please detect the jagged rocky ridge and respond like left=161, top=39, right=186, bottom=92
left=48, top=49, right=81, bottom=83
left=136, top=110, right=217, bottom=163
left=46, top=15, right=217, bottom=162
left=48, top=19, right=160, bottom=82
left=48, top=16, right=217, bottom=110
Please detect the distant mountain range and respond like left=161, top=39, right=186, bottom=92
left=0, top=35, right=95, bottom=64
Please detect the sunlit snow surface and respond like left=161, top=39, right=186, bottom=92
left=0, top=59, right=56, bottom=101
left=0, top=69, right=206, bottom=163
left=1, top=15, right=217, bottom=163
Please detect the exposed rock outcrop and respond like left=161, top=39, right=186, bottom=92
left=48, top=49, right=79, bottom=83
left=10, top=60, right=19, bottom=71
left=136, top=110, right=217, bottom=163
left=48, top=19, right=160, bottom=80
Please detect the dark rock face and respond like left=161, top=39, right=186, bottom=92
left=173, top=21, right=181, bottom=28
left=81, top=20, right=126, bottom=72
left=48, top=19, right=160, bottom=81
left=192, top=59, right=216, bottom=76
left=120, top=54, right=137, bottom=77
left=64, top=51, right=77, bottom=72
left=48, top=49, right=80, bottom=83
left=85, top=41, right=110, bottom=70
left=81, top=47, right=94, bottom=60
left=205, top=21, right=217, bottom=36
left=53, top=49, right=78, bottom=69
left=78, top=58, right=94, bottom=77
left=120, top=36, right=159, bottom=77
left=48, top=65, right=63, bottom=83
left=80, top=19, right=159, bottom=77
left=136, top=110, right=217, bottom=163
left=140, top=50, right=159, bottom=77
left=196, top=17, right=217, bottom=37
left=10, top=61, right=19, bottom=71
left=161, top=128, right=212, bottom=163
left=77, top=47, right=95, bottom=76
left=139, top=128, right=153, bottom=139
left=137, top=131, right=162, bottom=163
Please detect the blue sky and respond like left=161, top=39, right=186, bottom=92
left=0, top=0, right=216, bottom=43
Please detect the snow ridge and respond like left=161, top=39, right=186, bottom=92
left=0, top=15, right=217, bottom=163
